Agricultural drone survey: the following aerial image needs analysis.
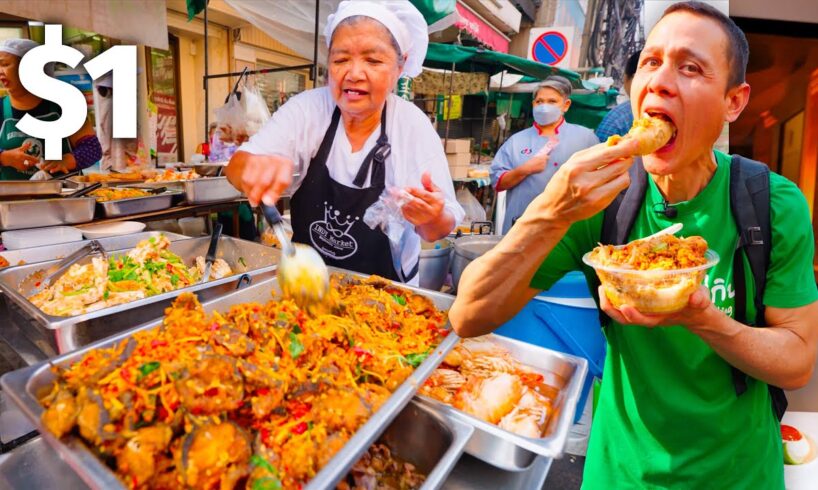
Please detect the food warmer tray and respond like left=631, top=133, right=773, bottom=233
left=0, top=197, right=96, bottom=231
left=95, top=190, right=184, bottom=218
left=416, top=334, right=587, bottom=472
left=0, top=236, right=280, bottom=357
left=182, top=176, right=242, bottom=204
left=0, top=180, right=62, bottom=198
left=1, top=270, right=461, bottom=490
left=0, top=231, right=188, bottom=270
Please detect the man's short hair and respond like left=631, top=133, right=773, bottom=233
left=533, top=75, right=572, bottom=100
left=625, top=52, right=640, bottom=79
left=662, top=1, right=749, bottom=88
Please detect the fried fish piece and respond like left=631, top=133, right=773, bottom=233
left=607, top=113, right=675, bottom=155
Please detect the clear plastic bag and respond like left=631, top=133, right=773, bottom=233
left=363, top=187, right=414, bottom=246
left=456, top=188, right=486, bottom=225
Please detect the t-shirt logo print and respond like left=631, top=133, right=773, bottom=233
left=309, top=202, right=359, bottom=259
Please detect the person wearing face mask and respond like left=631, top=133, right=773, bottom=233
left=490, top=75, right=598, bottom=234
left=227, top=1, right=463, bottom=284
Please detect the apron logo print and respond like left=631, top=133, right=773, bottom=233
left=521, top=148, right=532, bottom=155
left=309, top=202, right=359, bottom=260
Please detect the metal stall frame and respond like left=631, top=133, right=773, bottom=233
left=201, top=0, right=322, bottom=139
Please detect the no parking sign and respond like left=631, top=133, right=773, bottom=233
left=527, top=27, right=575, bottom=68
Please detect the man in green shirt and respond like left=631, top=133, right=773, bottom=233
left=449, top=2, right=818, bottom=489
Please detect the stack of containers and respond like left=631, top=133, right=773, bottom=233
left=443, top=138, right=472, bottom=179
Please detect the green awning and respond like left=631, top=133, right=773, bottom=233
left=424, top=43, right=581, bottom=83
left=409, top=0, right=456, bottom=26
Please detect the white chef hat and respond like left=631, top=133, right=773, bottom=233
left=0, top=38, right=40, bottom=58
left=325, top=0, right=428, bottom=78
left=0, top=38, right=56, bottom=77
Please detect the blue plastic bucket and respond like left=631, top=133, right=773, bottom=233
left=494, top=271, right=605, bottom=423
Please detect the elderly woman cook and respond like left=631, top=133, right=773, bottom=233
left=227, top=1, right=463, bottom=285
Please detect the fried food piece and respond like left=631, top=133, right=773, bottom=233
left=41, top=387, right=79, bottom=438
left=607, top=113, right=675, bottom=155
left=177, top=422, right=251, bottom=489
left=175, top=355, right=244, bottom=415
left=116, top=424, right=173, bottom=487
left=90, top=188, right=151, bottom=202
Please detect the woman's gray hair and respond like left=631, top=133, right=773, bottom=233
left=329, top=15, right=404, bottom=68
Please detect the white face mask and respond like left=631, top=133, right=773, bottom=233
left=533, top=103, right=562, bottom=126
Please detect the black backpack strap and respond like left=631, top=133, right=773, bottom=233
left=597, top=159, right=648, bottom=326
left=729, top=155, right=787, bottom=420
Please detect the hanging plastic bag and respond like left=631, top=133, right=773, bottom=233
left=456, top=188, right=486, bottom=226
left=240, top=84, right=271, bottom=142
left=363, top=187, right=414, bottom=246
left=214, top=92, right=245, bottom=145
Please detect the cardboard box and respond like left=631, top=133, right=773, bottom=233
left=446, top=152, right=471, bottom=167
left=442, top=138, right=472, bottom=154
left=448, top=165, right=470, bottom=179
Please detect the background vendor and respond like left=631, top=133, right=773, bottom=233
left=490, top=76, right=598, bottom=234
left=227, top=0, right=463, bottom=284
left=0, top=39, right=101, bottom=180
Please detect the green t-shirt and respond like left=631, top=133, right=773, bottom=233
left=531, top=150, right=818, bottom=489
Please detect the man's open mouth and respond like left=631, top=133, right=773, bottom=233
left=344, top=88, right=369, bottom=96
left=645, top=110, right=678, bottom=148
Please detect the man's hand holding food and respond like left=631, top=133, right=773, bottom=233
left=599, top=284, right=718, bottom=330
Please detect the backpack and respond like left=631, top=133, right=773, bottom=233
left=596, top=154, right=787, bottom=421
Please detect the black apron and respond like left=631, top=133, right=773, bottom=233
left=291, top=105, right=418, bottom=283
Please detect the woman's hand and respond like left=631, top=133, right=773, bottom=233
left=402, top=172, right=445, bottom=226
left=41, top=154, right=78, bottom=174
left=226, top=151, right=294, bottom=206
left=403, top=172, right=454, bottom=241
left=0, top=142, right=39, bottom=172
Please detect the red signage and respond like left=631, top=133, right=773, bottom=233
left=454, top=3, right=509, bottom=53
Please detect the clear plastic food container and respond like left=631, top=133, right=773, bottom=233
left=582, top=249, right=719, bottom=314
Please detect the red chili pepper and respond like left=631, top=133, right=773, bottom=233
left=253, top=305, right=260, bottom=312
left=157, top=406, right=168, bottom=421
left=261, top=428, right=272, bottom=445
left=204, top=387, right=219, bottom=397
left=287, top=400, right=312, bottom=419
left=166, top=263, right=173, bottom=271
left=352, top=347, right=372, bottom=362
left=257, top=387, right=270, bottom=396
left=291, top=421, right=308, bottom=435
left=151, top=339, right=168, bottom=348
left=170, top=400, right=180, bottom=410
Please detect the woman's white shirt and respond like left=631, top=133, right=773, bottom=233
left=239, top=87, right=464, bottom=284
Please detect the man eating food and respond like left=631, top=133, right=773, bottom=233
left=449, top=2, right=818, bottom=488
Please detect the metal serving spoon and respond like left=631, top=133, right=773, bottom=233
left=260, top=203, right=329, bottom=308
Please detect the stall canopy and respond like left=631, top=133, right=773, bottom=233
left=409, top=0, right=458, bottom=31
left=2, top=0, right=169, bottom=49
left=424, top=43, right=580, bottom=83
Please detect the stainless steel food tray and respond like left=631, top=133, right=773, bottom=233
left=182, top=176, right=242, bottom=204
left=0, top=197, right=96, bottom=231
left=0, top=236, right=279, bottom=356
left=416, top=334, right=588, bottom=472
left=95, top=190, right=183, bottom=217
left=0, top=180, right=62, bottom=198
left=64, top=176, right=146, bottom=189
left=341, top=399, right=473, bottom=490
left=0, top=231, right=188, bottom=269
left=1, top=270, right=460, bottom=490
